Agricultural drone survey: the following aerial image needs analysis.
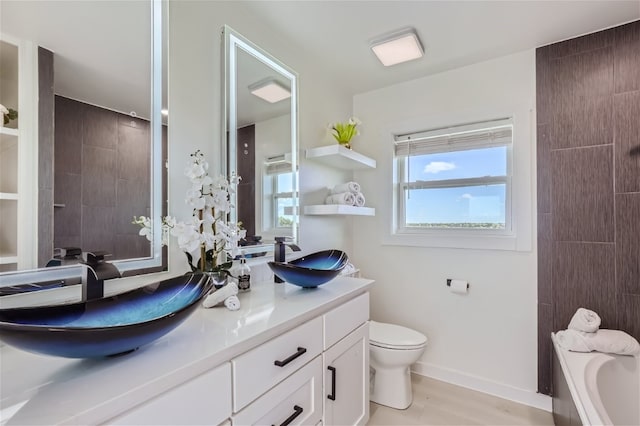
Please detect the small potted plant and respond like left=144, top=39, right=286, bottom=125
left=0, top=104, right=18, bottom=127
left=329, top=117, right=361, bottom=150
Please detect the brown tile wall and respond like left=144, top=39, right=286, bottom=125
left=53, top=96, right=156, bottom=261
left=38, top=47, right=54, bottom=267
left=536, top=20, right=640, bottom=395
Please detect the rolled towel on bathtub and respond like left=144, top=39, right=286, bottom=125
left=568, top=308, right=601, bottom=333
left=331, top=182, right=360, bottom=194
left=354, top=192, right=365, bottom=207
left=326, top=192, right=356, bottom=205
left=556, top=329, right=640, bottom=356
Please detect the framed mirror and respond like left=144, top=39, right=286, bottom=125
left=222, top=26, right=298, bottom=256
left=0, top=0, right=166, bottom=288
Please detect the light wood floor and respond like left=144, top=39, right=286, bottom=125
left=367, top=374, right=554, bottom=426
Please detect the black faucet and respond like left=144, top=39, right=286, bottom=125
left=274, top=237, right=301, bottom=283
left=81, top=251, right=121, bottom=301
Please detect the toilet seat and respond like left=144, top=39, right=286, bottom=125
left=370, top=321, right=427, bottom=350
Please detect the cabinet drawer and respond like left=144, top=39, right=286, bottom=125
left=324, top=293, right=369, bottom=349
left=107, top=362, right=231, bottom=425
left=233, top=356, right=323, bottom=426
left=232, top=316, right=323, bottom=411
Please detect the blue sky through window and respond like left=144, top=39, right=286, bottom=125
left=405, top=147, right=507, bottom=226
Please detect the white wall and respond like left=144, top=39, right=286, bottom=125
left=352, top=50, right=546, bottom=408
left=167, top=1, right=355, bottom=273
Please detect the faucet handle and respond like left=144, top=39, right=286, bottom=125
left=81, top=251, right=110, bottom=266
left=275, top=236, right=293, bottom=243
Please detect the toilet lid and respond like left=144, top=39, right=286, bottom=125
left=370, top=321, right=427, bottom=349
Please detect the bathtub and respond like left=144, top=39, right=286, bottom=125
left=552, top=333, right=639, bottom=425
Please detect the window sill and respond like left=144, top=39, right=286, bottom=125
left=383, top=230, right=528, bottom=251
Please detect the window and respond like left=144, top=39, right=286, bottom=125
left=263, top=156, right=296, bottom=230
left=394, top=118, right=512, bottom=235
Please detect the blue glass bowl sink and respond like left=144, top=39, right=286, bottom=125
left=268, top=250, right=349, bottom=288
left=0, top=273, right=213, bottom=358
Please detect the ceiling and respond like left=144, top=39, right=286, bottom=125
left=240, top=0, right=639, bottom=96
left=0, top=1, right=638, bottom=121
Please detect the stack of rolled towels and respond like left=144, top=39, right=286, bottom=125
left=556, top=308, right=640, bottom=356
left=325, top=181, right=366, bottom=207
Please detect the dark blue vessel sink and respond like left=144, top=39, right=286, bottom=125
left=0, top=273, right=212, bottom=358
left=268, top=250, right=349, bottom=288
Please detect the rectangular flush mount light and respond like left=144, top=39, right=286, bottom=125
left=249, top=78, right=291, bottom=103
left=370, top=27, right=424, bottom=66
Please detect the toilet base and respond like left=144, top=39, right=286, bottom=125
left=370, top=363, right=413, bottom=410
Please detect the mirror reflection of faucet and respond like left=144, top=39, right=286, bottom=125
left=45, top=247, right=83, bottom=267
left=273, top=237, right=301, bottom=283
left=81, top=252, right=121, bottom=301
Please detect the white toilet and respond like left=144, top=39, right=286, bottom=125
left=369, top=320, right=428, bottom=410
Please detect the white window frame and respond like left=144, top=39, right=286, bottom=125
left=384, top=113, right=531, bottom=251
left=395, top=118, right=513, bottom=236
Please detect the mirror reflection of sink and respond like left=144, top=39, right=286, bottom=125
left=268, top=250, right=349, bottom=288
left=0, top=274, right=213, bottom=358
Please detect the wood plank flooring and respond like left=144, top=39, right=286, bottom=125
left=367, top=374, right=554, bottom=425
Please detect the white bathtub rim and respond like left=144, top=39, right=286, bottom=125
left=551, top=332, right=605, bottom=426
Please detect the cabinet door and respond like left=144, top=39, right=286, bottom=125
left=106, top=363, right=232, bottom=425
left=323, top=322, right=369, bottom=426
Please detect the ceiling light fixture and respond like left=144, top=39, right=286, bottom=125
left=249, top=78, right=291, bottom=103
left=370, top=27, right=424, bottom=67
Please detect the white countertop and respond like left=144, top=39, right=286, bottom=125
left=0, top=276, right=373, bottom=425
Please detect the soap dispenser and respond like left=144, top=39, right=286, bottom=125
left=238, top=258, right=251, bottom=292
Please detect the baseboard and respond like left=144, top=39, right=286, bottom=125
left=412, top=361, right=552, bottom=412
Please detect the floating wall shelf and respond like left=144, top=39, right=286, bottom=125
left=303, top=205, right=375, bottom=216
left=0, top=127, right=19, bottom=137
left=305, top=145, right=376, bottom=170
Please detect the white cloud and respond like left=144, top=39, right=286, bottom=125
left=461, top=193, right=473, bottom=199
left=424, top=161, right=456, bottom=174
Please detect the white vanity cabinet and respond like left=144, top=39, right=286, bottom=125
left=1, top=278, right=373, bottom=426
left=232, top=292, right=370, bottom=426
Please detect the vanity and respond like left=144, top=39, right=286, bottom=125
left=0, top=276, right=372, bottom=425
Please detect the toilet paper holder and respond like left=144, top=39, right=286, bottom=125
left=446, top=279, right=469, bottom=289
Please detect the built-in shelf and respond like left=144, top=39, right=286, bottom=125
left=0, top=192, right=18, bottom=200
left=303, top=205, right=375, bottom=216
left=0, top=255, right=18, bottom=265
left=0, top=127, right=19, bottom=137
left=305, top=145, right=376, bottom=170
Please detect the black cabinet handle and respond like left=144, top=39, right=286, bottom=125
left=327, top=365, right=336, bottom=401
left=274, top=405, right=303, bottom=426
left=274, top=347, right=307, bottom=367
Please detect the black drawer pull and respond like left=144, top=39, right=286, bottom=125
left=274, top=347, right=306, bottom=367
left=327, top=365, right=337, bottom=401
left=275, top=405, right=303, bottom=426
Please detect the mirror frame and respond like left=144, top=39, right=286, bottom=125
left=222, top=26, right=299, bottom=253
left=0, top=0, right=165, bottom=287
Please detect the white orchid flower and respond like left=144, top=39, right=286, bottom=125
left=0, top=104, right=8, bottom=115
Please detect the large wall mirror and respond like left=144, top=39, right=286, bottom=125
left=0, top=0, right=166, bottom=288
left=222, top=26, right=298, bottom=255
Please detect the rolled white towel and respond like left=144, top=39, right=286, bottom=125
left=568, top=308, right=601, bottom=333
left=202, top=282, right=238, bottom=308
left=326, top=192, right=356, bottom=205
left=556, top=329, right=640, bottom=356
left=556, top=329, right=591, bottom=352
left=331, top=182, right=360, bottom=194
left=224, top=295, right=240, bottom=311
left=354, top=192, right=365, bottom=207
